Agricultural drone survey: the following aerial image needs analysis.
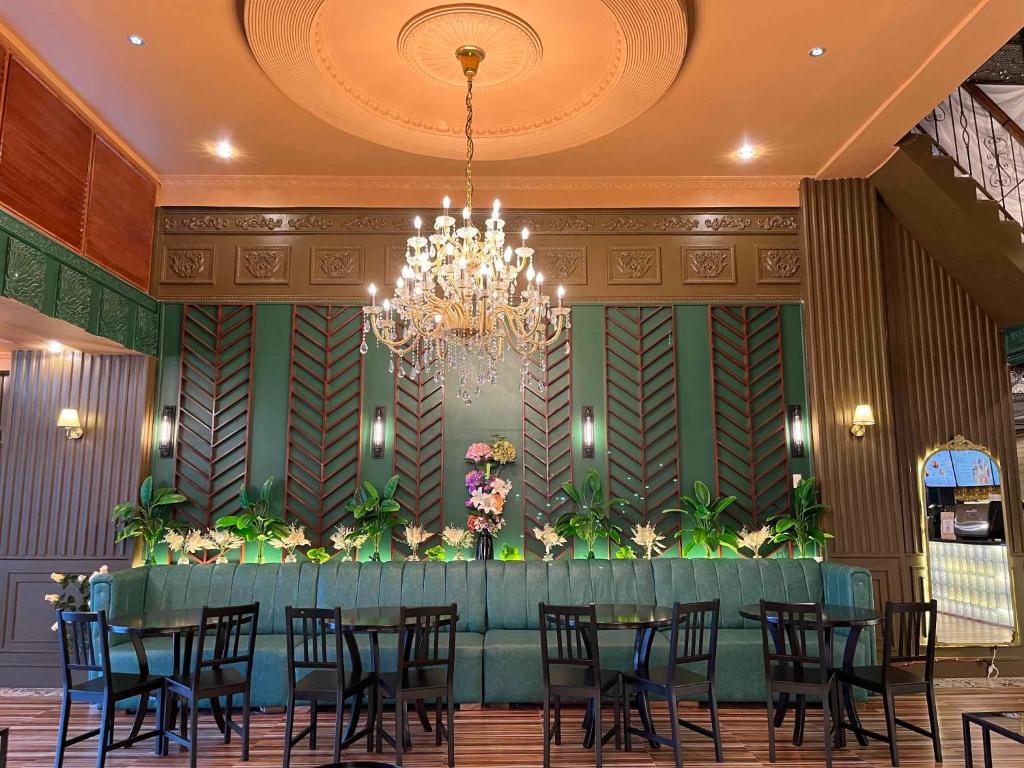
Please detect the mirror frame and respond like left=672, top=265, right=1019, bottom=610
left=919, top=434, right=1020, bottom=647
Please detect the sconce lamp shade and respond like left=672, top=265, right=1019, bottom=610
left=57, top=408, right=81, bottom=429
left=852, top=404, right=876, bottom=426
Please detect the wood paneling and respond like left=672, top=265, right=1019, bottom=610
left=0, top=350, right=151, bottom=685
left=0, top=60, right=91, bottom=251
left=84, top=138, right=156, bottom=289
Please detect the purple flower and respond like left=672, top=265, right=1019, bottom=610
left=465, top=470, right=485, bottom=491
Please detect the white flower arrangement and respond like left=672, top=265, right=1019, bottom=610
left=270, top=523, right=310, bottom=562
left=442, top=526, right=474, bottom=559
left=630, top=522, right=666, bottom=560
left=737, top=525, right=774, bottom=558
left=403, top=524, right=433, bottom=561
left=532, top=524, right=567, bottom=562
left=330, top=525, right=369, bottom=561
left=206, top=529, right=244, bottom=563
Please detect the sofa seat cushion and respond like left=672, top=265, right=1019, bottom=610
left=483, top=629, right=671, bottom=703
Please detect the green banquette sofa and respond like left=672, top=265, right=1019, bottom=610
left=90, top=558, right=873, bottom=708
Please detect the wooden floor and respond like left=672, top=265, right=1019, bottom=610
left=10, top=687, right=1023, bottom=767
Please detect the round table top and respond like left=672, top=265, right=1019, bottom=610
left=577, top=603, right=674, bottom=629
left=738, top=603, right=882, bottom=627
left=328, top=607, right=458, bottom=632
left=107, top=607, right=204, bottom=634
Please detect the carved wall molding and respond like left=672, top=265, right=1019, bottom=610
left=608, top=245, right=662, bottom=284
left=235, top=245, right=290, bottom=284
left=682, top=245, right=736, bottom=284
left=162, top=246, right=215, bottom=284
left=310, top=245, right=364, bottom=284
left=756, top=245, right=801, bottom=284
left=535, top=246, right=587, bottom=285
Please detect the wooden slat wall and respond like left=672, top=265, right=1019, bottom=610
left=0, top=350, right=151, bottom=684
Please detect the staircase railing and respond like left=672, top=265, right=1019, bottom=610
left=915, top=84, right=1024, bottom=229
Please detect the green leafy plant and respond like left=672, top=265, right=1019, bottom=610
left=347, top=475, right=407, bottom=561
left=305, top=547, right=333, bottom=564
left=556, top=469, right=627, bottom=559
left=215, top=477, right=289, bottom=564
left=664, top=480, right=738, bottom=557
left=770, top=476, right=834, bottom=558
left=424, top=545, right=447, bottom=561
left=614, top=545, right=636, bottom=560
left=499, top=544, right=523, bottom=561
left=112, top=476, right=188, bottom=566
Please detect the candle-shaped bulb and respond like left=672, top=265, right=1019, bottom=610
left=504, top=246, right=513, bottom=262
left=413, top=216, right=422, bottom=230
left=434, top=313, right=443, bottom=324
left=536, top=271, right=545, bottom=285
left=442, top=195, right=451, bottom=210
left=396, top=277, right=404, bottom=289
left=521, top=227, right=530, bottom=242
left=526, top=264, right=536, bottom=281
left=368, top=283, right=377, bottom=296
left=382, top=298, right=391, bottom=311
left=557, top=285, right=565, bottom=299
left=457, top=257, right=468, bottom=270
left=493, top=199, right=501, bottom=213
left=462, top=207, right=471, bottom=220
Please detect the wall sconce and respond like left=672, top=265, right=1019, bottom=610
left=372, top=406, right=385, bottom=459
left=158, top=405, right=177, bottom=458
left=787, top=404, right=805, bottom=458
left=57, top=408, right=83, bottom=440
left=851, top=404, right=876, bottom=438
left=582, top=405, right=595, bottom=458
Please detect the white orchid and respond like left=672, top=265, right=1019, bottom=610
left=442, top=526, right=473, bottom=559
left=532, top=524, right=567, bottom=561
left=403, top=525, right=433, bottom=561
left=490, top=477, right=512, bottom=498
left=270, top=523, right=310, bottom=561
left=330, top=525, right=369, bottom=561
left=737, top=525, right=774, bottom=558
left=183, top=529, right=210, bottom=555
left=630, top=522, right=666, bottom=560
left=206, top=529, right=244, bottom=563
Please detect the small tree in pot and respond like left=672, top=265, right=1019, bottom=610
left=348, top=475, right=407, bottom=561
left=664, top=480, right=739, bottom=557
left=770, top=476, right=834, bottom=558
left=556, top=469, right=627, bottom=559
left=112, top=476, right=188, bottom=566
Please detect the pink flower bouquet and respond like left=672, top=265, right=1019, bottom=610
left=465, top=436, right=516, bottom=534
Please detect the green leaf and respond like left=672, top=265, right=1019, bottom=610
left=362, top=481, right=380, bottom=502
left=380, top=500, right=401, bottom=513
left=215, top=515, right=240, bottom=529
left=139, top=476, right=153, bottom=508
left=112, top=502, right=135, bottom=520
left=774, top=518, right=797, bottom=533
left=239, top=483, right=251, bottom=510
left=560, top=482, right=581, bottom=505
left=260, top=477, right=275, bottom=504
left=713, top=495, right=738, bottom=514
left=382, top=474, right=400, bottom=500
left=693, top=480, right=711, bottom=507
left=682, top=540, right=696, bottom=556
left=152, top=492, right=187, bottom=507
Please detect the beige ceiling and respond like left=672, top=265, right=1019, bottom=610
left=0, top=0, right=1021, bottom=208
left=0, top=298, right=133, bottom=356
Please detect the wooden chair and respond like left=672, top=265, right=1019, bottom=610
left=539, top=603, right=621, bottom=768
left=54, top=609, right=165, bottom=768
left=836, top=599, right=941, bottom=766
left=162, top=603, right=259, bottom=768
left=759, top=600, right=838, bottom=768
left=376, top=604, right=457, bottom=767
left=622, top=599, right=723, bottom=765
left=283, top=606, right=376, bottom=767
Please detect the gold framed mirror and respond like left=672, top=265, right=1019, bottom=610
left=920, top=435, right=1018, bottom=647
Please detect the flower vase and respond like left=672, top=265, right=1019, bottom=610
left=215, top=555, right=228, bottom=564
left=176, top=556, right=190, bottom=565
left=475, top=531, right=494, bottom=561
left=453, top=550, right=465, bottom=561
left=543, top=552, right=554, bottom=562
left=407, top=551, right=420, bottom=562
left=284, top=554, right=297, bottom=563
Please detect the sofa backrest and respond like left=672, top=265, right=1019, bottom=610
left=485, top=559, right=826, bottom=629
left=315, top=561, right=486, bottom=633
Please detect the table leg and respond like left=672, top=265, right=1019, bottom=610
left=839, top=626, right=867, bottom=747
left=342, top=631, right=364, bottom=745
left=963, top=718, right=974, bottom=768
left=401, top=623, right=432, bottom=735
left=766, top=622, right=790, bottom=728
left=127, top=633, right=150, bottom=740
left=633, top=626, right=660, bottom=750
left=982, top=726, right=993, bottom=768
left=371, top=633, right=382, bottom=754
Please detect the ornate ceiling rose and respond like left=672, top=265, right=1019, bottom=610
left=243, top=0, right=688, bottom=160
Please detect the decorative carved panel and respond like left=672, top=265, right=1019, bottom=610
left=3, top=240, right=47, bottom=311
left=756, top=246, right=801, bottom=284
left=162, top=246, right=214, bottom=284
left=234, top=245, right=290, bottom=284
left=54, top=266, right=92, bottom=328
left=607, top=245, right=662, bottom=284
left=535, top=246, right=588, bottom=285
left=310, top=246, right=364, bottom=285
left=604, top=306, right=681, bottom=548
left=709, top=306, right=790, bottom=538
left=682, top=245, right=736, bottom=284
left=133, top=307, right=159, bottom=355
left=385, top=245, right=406, bottom=286
left=173, top=305, right=255, bottom=528
left=284, top=306, right=363, bottom=546
left=522, top=329, right=573, bottom=559
left=97, top=289, right=131, bottom=346
left=392, top=345, right=444, bottom=559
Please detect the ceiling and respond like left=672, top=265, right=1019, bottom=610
left=0, top=0, right=1021, bottom=208
left=0, top=298, right=133, bottom=356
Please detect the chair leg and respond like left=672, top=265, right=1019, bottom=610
left=54, top=693, right=71, bottom=768
left=542, top=694, right=551, bottom=768
left=554, top=695, right=562, bottom=745
left=766, top=689, right=777, bottom=763
left=95, top=696, right=112, bottom=768
left=822, top=685, right=834, bottom=768
left=310, top=699, right=318, bottom=750
left=593, top=695, right=603, bottom=768
left=188, top=700, right=199, bottom=768
left=283, top=693, right=295, bottom=768
left=667, top=693, right=683, bottom=768
left=333, top=694, right=344, bottom=764
left=446, top=694, right=455, bottom=768
left=623, top=683, right=632, bottom=752
left=612, top=681, right=621, bottom=751
left=926, top=683, right=942, bottom=762
left=793, top=693, right=806, bottom=746
left=224, top=695, right=233, bottom=744
left=154, top=688, right=166, bottom=757
left=709, top=687, right=724, bottom=762
left=241, top=692, right=252, bottom=761
left=395, top=695, right=406, bottom=768
left=882, top=690, right=899, bottom=767
left=435, top=697, right=443, bottom=746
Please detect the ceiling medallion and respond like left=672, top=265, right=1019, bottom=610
left=361, top=46, right=569, bottom=404
left=243, top=0, right=688, bottom=160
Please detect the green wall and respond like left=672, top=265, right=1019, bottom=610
left=153, top=302, right=812, bottom=559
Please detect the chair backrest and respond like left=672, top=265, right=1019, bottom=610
left=538, top=602, right=601, bottom=683
left=883, top=599, right=938, bottom=675
left=665, top=599, right=720, bottom=686
left=759, top=600, right=828, bottom=672
left=285, top=606, right=344, bottom=688
left=396, top=604, right=458, bottom=692
left=55, top=610, right=112, bottom=689
left=192, top=603, right=259, bottom=688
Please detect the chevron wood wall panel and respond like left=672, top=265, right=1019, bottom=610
left=174, top=304, right=255, bottom=528
left=709, top=305, right=790, bottom=538
left=284, top=305, right=363, bottom=546
left=392, top=347, right=444, bottom=559
left=522, top=330, right=573, bottom=559
left=604, top=306, right=681, bottom=547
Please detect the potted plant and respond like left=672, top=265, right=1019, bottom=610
left=269, top=522, right=311, bottom=563
left=112, top=476, right=188, bottom=566
left=630, top=522, right=666, bottom=560
left=215, top=477, right=290, bottom=564
left=499, top=543, right=523, bottom=561
left=555, top=469, right=627, bottom=559
left=736, top=525, right=774, bottom=558
left=424, top=545, right=447, bottom=561
left=663, top=480, right=739, bottom=557
left=402, top=524, right=433, bottom=561
left=465, top=437, right=516, bottom=560
left=532, top=523, right=567, bottom=562
left=347, top=475, right=407, bottom=561
left=770, top=476, right=834, bottom=558
left=442, top=526, right=474, bottom=560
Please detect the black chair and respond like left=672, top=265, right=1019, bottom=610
left=284, top=606, right=376, bottom=767
left=759, top=600, right=838, bottom=767
left=539, top=602, right=621, bottom=768
left=54, top=609, right=165, bottom=768
left=836, top=599, right=941, bottom=766
left=622, top=599, right=723, bottom=765
left=376, top=604, right=457, bottom=767
left=162, top=603, right=259, bottom=768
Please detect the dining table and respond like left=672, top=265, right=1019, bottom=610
left=738, top=602, right=883, bottom=748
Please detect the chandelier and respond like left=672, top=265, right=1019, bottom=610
left=360, top=45, right=570, bottom=404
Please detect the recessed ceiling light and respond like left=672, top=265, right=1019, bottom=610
left=213, top=140, right=235, bottom=159
left=47, top=340, right=64, bottom=354
left=127, top=34, right=145, bottom=47
left=737, top=144, right=757, bottom=160
left=808, top=46, right=827, bottom=58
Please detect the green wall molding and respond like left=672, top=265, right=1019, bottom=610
left=0, top=209, right=158, bottom=355
left=1006, top=323, right=1024, bottom=366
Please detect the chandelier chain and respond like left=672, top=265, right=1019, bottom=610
left=465, top=77, right=474, bottom=212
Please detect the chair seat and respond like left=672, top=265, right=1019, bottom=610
left=168, top=667, right=246, bottom=694
left=379, top=668, right=450, bottom=695
left=547, top=666, right=619, bottom=693
left=72, top=672, right=163, bottom=697
left=295, top=668, right=372, bottom=696
left=836, top=664, right=927, bottom=690
left=767, top=664, right=835, bottom=687
left=622, top=666, right=707, bottom=690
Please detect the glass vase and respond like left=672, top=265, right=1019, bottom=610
left=475, top=531, right=494, bottom=561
